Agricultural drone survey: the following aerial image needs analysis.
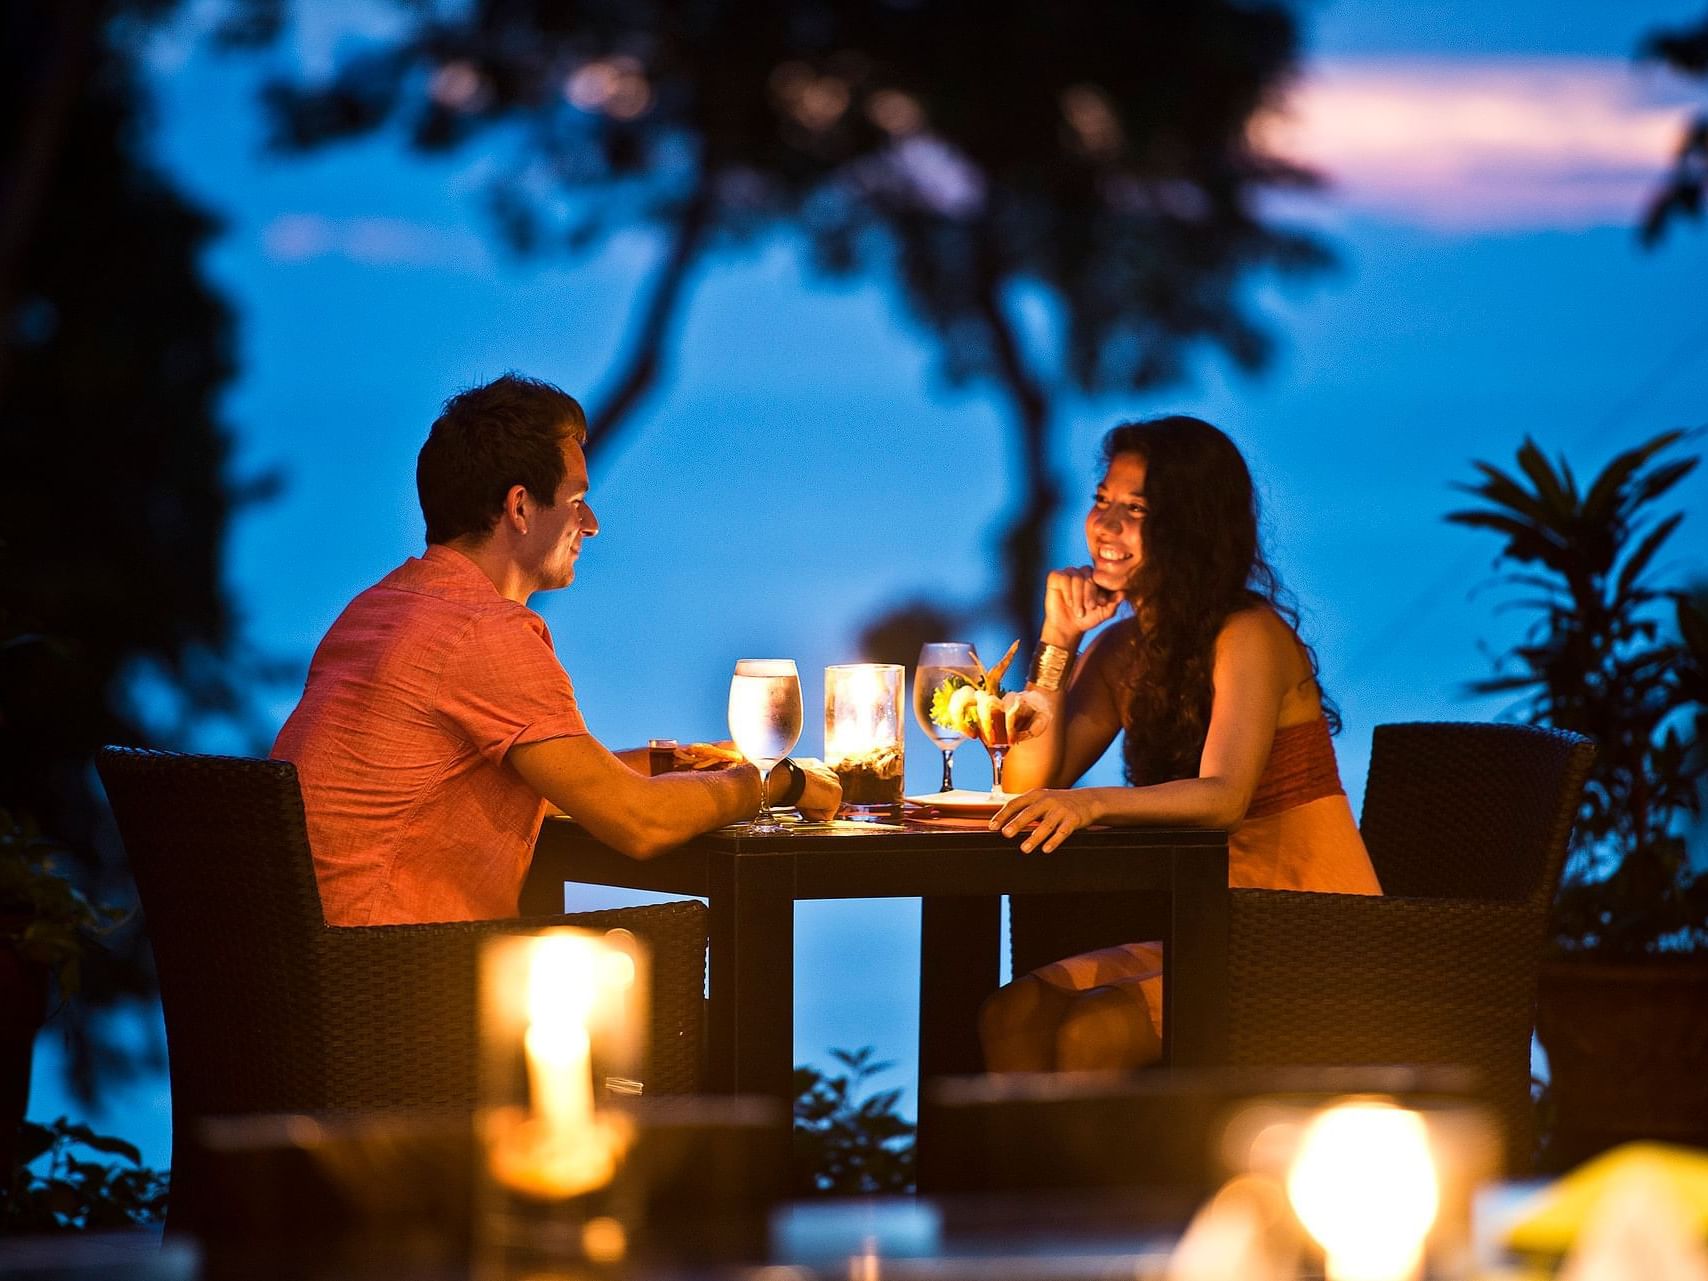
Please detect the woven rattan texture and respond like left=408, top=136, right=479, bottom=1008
left=1006, top=721, right=1594, bottom=1175
left=1231, top=723, right=1592, bottom=1172
left=1360, top=722, right=1587, bottom=903
left=97, top=747, right=710, bottom=1220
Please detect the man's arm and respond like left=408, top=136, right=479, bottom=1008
left=510, top=734, right=761, bottom=858
left=611, top=746, right=652, bottom=774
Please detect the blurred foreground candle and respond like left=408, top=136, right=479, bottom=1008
left=1285, top=1100, right=1439, bottom=1281
left=479, top=927, right=647, bottom=1271
left=824, top=663, right=904, bottom=816
left=1219, top=1084, right=1498, bottom=1281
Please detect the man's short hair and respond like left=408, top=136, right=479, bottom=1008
left=417, top=374, right=589, bottom=545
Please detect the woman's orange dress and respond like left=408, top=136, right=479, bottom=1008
left=1032, top=715, right=1381, bottom=1037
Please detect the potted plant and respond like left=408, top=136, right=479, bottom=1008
left=1449, top=428, right=1708, bottom=1169
left=0, top=806, right=125, bottom=1184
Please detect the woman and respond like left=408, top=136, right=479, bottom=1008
left=980, top=415, right=1380, bottom=1072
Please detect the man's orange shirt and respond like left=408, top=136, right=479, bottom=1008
left=272, top=545, right=587, bottom=925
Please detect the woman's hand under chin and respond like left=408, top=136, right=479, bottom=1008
left=1042, top=566, right=1121, bottom=647
left=989, top=787, right=1104, bottom=853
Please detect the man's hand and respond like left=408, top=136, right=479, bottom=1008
left=673, top=741, right=746, bottom=770
left=769, top=758, right=843, bottom=820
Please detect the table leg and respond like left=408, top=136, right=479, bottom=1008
left=705, top=852, right=796, bottom=1109
left=916, top=893, right=1000, bottom=1191
left=518, top=843, right=566, bottom=917
left=1163, top=846, right=1230, bottom=1066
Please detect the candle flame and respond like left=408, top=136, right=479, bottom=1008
left=1286, top=1101, right=1439, bottom=1281
left=826, top=663, right=900, bottom=761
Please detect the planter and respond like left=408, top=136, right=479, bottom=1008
left=0, top=942, right=50, bottom=1182
left=1535, top=956, right=1708, bottom=1171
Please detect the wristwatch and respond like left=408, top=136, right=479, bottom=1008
left=771, top=758, right=808, bottom=808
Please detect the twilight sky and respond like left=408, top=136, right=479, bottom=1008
left=44, top=0, right=1708, bottom=1164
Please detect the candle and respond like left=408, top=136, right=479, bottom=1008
left=827, top=664, right=889, bottom=757
left=486, top=931, right=635, bottom=1200
left=525, top=935, right=599, bottom=1147
left=1286, top=1101, right=1439, bottom=1281
left=824, top=664, right=905, bottom=813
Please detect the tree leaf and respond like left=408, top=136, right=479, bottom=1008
left=1613, top=513, right=1684, bottom=608
left=1515, top=438, right=1574, bottom=519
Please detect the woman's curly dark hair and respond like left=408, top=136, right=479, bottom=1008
left=1103, top=416, right=1336, bottom=787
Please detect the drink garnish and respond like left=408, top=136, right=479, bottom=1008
left=928, top=639, right=1032, bottom=745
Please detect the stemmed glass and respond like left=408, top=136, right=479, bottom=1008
left=981, top=720, right=1013, bottom=800
left=913, top=642, right=980, bottom=793
left=727, top=659, right=803, bottom=834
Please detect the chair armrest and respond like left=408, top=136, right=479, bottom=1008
left=310, top=902, right=708, bottom=1108
left=1229, top=888, right=1544, bottom=976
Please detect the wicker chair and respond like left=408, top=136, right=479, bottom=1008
left=1011, top=722, right=1595, bottom=1175
left=96, top=746, right=709, bottom=1229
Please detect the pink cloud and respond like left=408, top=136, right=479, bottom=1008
left=261, top=214, right=491, bottom=268
left=1262, top=57, right=1699, bottom=231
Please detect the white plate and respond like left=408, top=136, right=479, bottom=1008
left=906, top=789, right=1019, bottom=817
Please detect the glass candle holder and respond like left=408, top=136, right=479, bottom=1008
left=477, top=927, right=649, bottom=1275
left=824, top=663, right=905, bottom=817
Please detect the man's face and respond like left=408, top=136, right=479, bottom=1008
left=529, top=437, right=598, bottom=592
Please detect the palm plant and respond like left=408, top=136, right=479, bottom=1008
left=1449, top=429, right=1708, bottom=957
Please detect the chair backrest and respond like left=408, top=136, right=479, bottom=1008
left=96, top=746, right=337, bottom=1116
left=1359, top=722, right=1595, bottom=905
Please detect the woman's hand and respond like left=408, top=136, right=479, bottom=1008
left=1042, top=567, right=1120, bottom=648
left=989, top=788, right=1104, bottom=853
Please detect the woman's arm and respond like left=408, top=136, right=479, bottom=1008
left=992, top=608, right=1296, bottom=852
left=1001, top=622, right=1128, bottom=791
left=1001, top=563, right=1126, bottom=790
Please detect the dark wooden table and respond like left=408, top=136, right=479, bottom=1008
left=522, top=817, right=1228, bottom=1179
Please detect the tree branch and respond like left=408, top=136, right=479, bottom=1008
left=585, top=180, right=716, bottom=463
left=974, top=255, right=1057, bottom=646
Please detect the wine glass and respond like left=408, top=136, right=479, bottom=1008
left=913, top=642, right=980, bottom=793
left=727, top=659, right=803, bottom=834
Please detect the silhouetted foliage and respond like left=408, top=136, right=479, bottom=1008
left=855, top=600, right=966, bottom=669
left=792, top=1046, right=915, bottom=1196
left=1, top=1116, right=169, bottom=1231
left=1450, top=431, right=1708, bottom=957
left=233, top=0, right=1328, bottom=639
left=0, top=807, right=126, bottom=1004
left=1639, top=9, right=1708, bottom=245
left=1, top=1, right=269, bottom=1099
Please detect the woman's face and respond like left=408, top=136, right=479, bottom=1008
left=1085, top=452, right=1148, bottom=594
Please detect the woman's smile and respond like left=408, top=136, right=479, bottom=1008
left=1085, top=452, right=1147, bottom=591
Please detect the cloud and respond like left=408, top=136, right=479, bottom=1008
left=261, top=214, right=492, bottom=268
left=1262, top=57, right=1699, bottom=232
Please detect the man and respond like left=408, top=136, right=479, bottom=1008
left=273, top=373, right=838, bottom=926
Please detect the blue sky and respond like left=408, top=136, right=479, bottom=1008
left=39, top=0, right=1708, bottom=1166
